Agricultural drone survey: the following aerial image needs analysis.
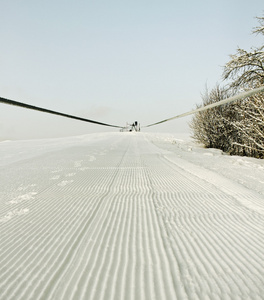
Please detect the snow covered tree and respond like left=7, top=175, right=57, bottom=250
left=253, top=15, right=264, bottom=36
left=223, top=15, right=264, bottom=90
left=223, top=47, right=264, bottom=90
left=222, top=14, right=264, bottom=158
left=191, top=14, right=264, bottom=158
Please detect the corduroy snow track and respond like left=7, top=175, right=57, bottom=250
left=0, top=133, right=264, bottom=300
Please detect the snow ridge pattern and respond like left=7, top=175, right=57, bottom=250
left=0, top=133, right=263, bottom=299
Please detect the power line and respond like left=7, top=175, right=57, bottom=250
left=144, top=85, right=264, bottom=128
left=0, top=96, right=123, bottom=129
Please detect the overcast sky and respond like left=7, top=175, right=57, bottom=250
left=0, top=0, right=263, bottom=140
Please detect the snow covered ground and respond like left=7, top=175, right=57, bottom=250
left=0, top=132, right=263, bottom=300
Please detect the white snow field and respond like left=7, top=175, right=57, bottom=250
left=0, top=132, right=264, bottom=300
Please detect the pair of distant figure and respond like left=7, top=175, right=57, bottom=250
left=130, top=121, right=140, bottom=132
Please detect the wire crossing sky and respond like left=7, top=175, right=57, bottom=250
left=0, top=0, right=263, bottom=139
left=2, top=86, right=264, bottom=131
left=0, top=97, right=123, bottom=129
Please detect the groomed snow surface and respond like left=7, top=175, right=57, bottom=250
left=0, top=132, right=264, bottom=300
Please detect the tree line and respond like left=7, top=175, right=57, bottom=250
left=190, top=15, right=264, bottom=158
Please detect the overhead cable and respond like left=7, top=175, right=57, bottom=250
left=144, top=85, right=264, bottom=128
left=0, top=96, right=123, bottom=129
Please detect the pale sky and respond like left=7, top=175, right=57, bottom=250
left=0, top=0, right=263, bottom=140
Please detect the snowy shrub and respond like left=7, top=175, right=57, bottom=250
left=191, top=88, right=264, bottom=158
left=229, top=92, right=264, bottom=158
left=190, top=85, right=234, bottom=152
